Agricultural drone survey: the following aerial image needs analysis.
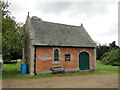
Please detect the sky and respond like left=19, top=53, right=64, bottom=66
left=7, top=0, right=119, bottom=46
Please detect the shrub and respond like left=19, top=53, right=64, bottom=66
left=101, top=49, right=120, bottom=66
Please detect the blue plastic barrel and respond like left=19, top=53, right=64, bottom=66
left=20, top=64, right=27, bottom=74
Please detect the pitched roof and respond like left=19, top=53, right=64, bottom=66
left=27, top=16, right=96, bottom=47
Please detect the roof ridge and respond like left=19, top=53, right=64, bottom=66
left=43, top=20, right=81, bottom=28
left=31, top=18, right=82, bottom=28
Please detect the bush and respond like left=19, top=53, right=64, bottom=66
left=101, top=49, right=120, bottom=66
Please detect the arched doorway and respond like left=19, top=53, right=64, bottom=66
left=79, top=52, right=90, bottom=70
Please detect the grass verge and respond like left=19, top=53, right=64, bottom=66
left=96, top=61, right=119, bottom=73
left=2, top=61, right=119, bottom=79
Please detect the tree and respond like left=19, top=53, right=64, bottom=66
left=96, top=44, right=110, bottom=60
left=96, top=41, right=119, bottom=60
left=109, top=41, right=119, bottom=50
left=2, top=17, right=23, bottom=60
left=1, top=1, right=10, bottom=18
left=0, top=33, right=1, bottom=54
left=101, top=49, right=120, bottom=66
left=2, top=1, right=24, bottom=61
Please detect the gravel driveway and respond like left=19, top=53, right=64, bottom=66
left=2, top=74, right=118, bottom=88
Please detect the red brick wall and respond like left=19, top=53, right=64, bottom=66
left=35, top=47, right=95, bottom=73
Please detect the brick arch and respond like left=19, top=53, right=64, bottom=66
left=78, top=49, right=91, bottom=70
left=79, top=49, right=91, bottom=56
left=52, top=48, right=60, bottom=64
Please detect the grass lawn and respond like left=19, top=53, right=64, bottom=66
left=96, top=61, right=119, bottom=73
left=2, top=61, right=119, bottom=79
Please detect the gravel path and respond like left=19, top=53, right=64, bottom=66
left=2, top=74, right=118, bottom=88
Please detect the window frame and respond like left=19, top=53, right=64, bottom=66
left=54, top=49, right=59, bottom=63
left=65, top=54, right=71, bottom=61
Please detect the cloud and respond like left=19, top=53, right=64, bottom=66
left=7, top=0, right=118, bottom=45
left=35, top=2, right=115, bottom=17
left=35, top=2, right=73, bottom=14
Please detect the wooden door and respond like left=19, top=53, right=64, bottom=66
left=79, top=52, right=89, bottom=70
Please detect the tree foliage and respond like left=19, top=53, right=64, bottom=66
left=109, top=41, right=119, bottom=50
left=101, top=49, right=120, bottom=66
left=0, top=33, right=1, bottom=54
left=96, top=44, right=109, bottom=60
left=2, top=1, right=24, bottom=61
left=1, top=1, right=10, bottom=18
left=2, top=17, right=23, bottom=60
left=96, top=41, right=119, bottom=60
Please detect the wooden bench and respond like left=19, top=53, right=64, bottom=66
left=51, top=66, right=65, bottom=74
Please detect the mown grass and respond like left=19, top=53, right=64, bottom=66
left=96, top=61, right=119, bottom=73
left=2, top=61, right=119, bottom=79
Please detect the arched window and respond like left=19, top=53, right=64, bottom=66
left=54, top=49, right=59, bottom=62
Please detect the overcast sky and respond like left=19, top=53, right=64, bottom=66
left=7, top=0, right=119, bottom=46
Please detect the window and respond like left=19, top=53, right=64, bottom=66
left=54, top=49, right=59, bottom=62
left=65, top=54, right=70, bottom=61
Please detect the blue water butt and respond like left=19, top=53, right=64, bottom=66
left=20, top=64, right=27, bottom=74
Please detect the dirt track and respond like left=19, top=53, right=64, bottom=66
left=2, top=74, right=118, bottom=88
